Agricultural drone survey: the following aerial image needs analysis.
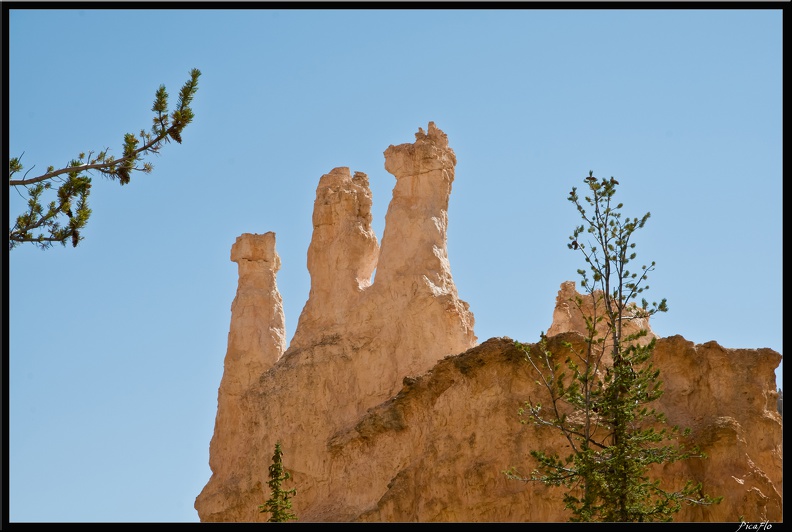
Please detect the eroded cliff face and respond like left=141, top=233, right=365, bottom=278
left=195, top=123, right=782, bottom=522
left=341, top=335, right=782, bottom=522
left=196, top=123, right=476, bottom=522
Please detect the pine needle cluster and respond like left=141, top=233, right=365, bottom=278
left=9, top=68, right=201, bottom=249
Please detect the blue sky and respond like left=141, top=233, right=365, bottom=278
left=6, top=7, right=782, bottom=523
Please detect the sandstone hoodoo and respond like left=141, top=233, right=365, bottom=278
left=195, top=123, right=782, bottom=522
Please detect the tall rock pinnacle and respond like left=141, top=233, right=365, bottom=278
left=290, top=168, right=379, bottom=347
left=197, top=123, right=478, bottom=521
left=226, top=231, right=286, bottom=390
left=289, top=122, right=476, bottom=369
left=200, top=232, right=286, bottom=519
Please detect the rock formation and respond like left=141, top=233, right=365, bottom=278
left=547, top=280, right=657, bottom=346
left=195, top=123, right=782, bottom=522
left=329, top=334, right=782, bottom=522
left=196, top=122, right=476, bottom=521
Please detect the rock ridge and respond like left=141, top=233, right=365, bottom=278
left=196, top=123, right=478, bottom=521
left=195, top=123, right=782, bottom=522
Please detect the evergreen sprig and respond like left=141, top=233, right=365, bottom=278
left=9, top=68, right=201, bottom=249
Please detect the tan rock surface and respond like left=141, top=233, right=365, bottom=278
left=547, top=279, right=657, bottom=346
left=345, top=335, right=782, bottom=522
left=199, top=232, right=287, bottom=520
left=195, top=124, right=781, bottom=522
left=289, top=167, right=379, bottom=348
left=196, top=123, right=477, bottom=521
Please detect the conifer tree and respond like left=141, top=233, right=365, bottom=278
left=9, top=68, right=201, bottom=250
left=259, top=442, right=297, bottom=522
left=505, top=171, right=720, bottom=522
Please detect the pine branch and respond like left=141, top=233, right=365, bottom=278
left=9, top=68, right=201, bottom=250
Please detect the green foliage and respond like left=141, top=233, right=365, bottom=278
left=259, top=442, right=297, bottom=522
left=504, top=171, right=721, bottom=521
left=9, top=68, right=201, bottom=250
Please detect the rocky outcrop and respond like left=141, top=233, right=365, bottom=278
left=195, top=123, right=782, bottom=522
left=289, top=126, right=475, bottom=362
left=289, top=168, right=378, bottom=347
left=196, top=123, right=476, bottom=522
left=203, top=232, right=286, bottom=498
left=547, top=279, right=657, bottom=346
left=335, top=335, right=782, bottom=522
